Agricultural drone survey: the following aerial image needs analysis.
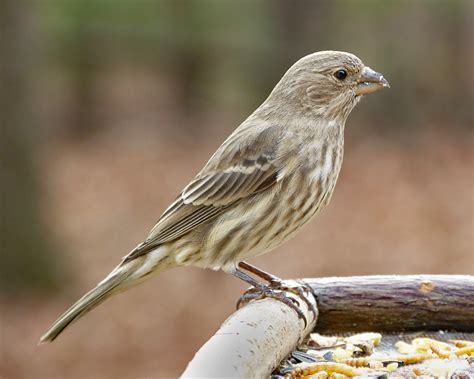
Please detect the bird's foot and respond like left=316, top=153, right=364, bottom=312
left=237, top=262, right=316, bottom=317
left=268, top=280, right=319, bottom=321
left=237, top=285, right=308, bottom=327
left=231, top=266, right=315, bottom=327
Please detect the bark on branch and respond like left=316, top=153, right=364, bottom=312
left=307, top=275, right=474, bottom=333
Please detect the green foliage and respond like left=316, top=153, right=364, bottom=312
left=36, top=0, right=471, bottom=128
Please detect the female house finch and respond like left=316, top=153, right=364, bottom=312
left=40, top=51, right=389, bottom=343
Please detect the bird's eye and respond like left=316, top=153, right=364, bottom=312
left=334, top=69, right=348, bottom=80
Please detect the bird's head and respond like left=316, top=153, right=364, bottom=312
left=267, top=51, right=389, bottom=122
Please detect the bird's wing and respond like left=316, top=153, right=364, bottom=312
left=122, top=125, right=285, bottom=262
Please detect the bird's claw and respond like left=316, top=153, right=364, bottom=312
left=236, top=287, right=262, bottom=309
left=237, top=284, right=311, bottom=328
left=265, top=279, right=318, bottom=321
left=280, top=281, right=319, bottom=322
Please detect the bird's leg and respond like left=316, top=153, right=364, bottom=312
left=238, top=261, right=318, bottom=320
left=230, top=268, right=307, bottom=327
left=238, top=261, right=282, bottom=285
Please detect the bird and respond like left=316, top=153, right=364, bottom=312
left=40, top=50, right=389, bottom=343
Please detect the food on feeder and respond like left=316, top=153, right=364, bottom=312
left=329, top=373, right=350, bottom=379
left=308, top=334, right=341, bottom=349
left=284, top=362, right=360, bottom=378
left=306, top=371, right=328, bottom=379
left=387, top=353, right=429, bottom=365
left=395, top=337, right=474, bottom=358
left=345, top=332, right=382, bottom=347
left=278, top=333, right=473, bottom=378
left=385, top=362, right=399, bottom=372
left=411, top=367, right=430, bottom=376
left=429, top=342, right=452, bottom=359
left=412, top=337, right=454, bottom=355
left=352, top=341, right=374, bottom=357
left=368, top=360, right=384, bottom=370
left=450, top=340, right=474, bottom=348
left=337, top=357, right=372, bottom=368
left=454, top=345, right=474, bottom=356
left=332, top=347, right=353, bottom=361
left=395, top=341, right=418, bottom=355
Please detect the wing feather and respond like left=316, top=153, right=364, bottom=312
left=122, top=125, right=286, bottom=263
left=206, top=171, right=241, bottom=204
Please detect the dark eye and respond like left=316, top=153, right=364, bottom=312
left=334, top=69, right=347, bottom=80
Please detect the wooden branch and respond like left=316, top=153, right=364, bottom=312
left=182, top=275, right=473, bottom=377
left=182, top=281, right=317, bottom=378
left=305, top=275, right=474, bottom=333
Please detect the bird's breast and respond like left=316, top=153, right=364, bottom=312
left=281, top=141, right=344, bottom=232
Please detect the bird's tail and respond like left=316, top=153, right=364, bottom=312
left=39, top=246, right=171, bottom=344
left=39, top=269, right=131, bottom=344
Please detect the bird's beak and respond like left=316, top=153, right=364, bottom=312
left=356, top=66, right=390, bottom=96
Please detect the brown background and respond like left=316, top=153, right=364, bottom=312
left=1, top=1, right=473, bottom=377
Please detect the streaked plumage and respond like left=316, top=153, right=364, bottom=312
left=40, top=51, right=389, bottom=343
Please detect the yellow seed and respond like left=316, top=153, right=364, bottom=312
left=339, top=357, right=371, bottom=368
left=454, top=345, right=474, bottom=356
left=345, top=332, right=382, bottom=346
left=450, top=340, right=474, bottom=348
left=333, top=347, right=352, bottom=361
left=412, top=367, right=430, bottom=376
left=386, top=362, right=398, bottom=372
left=328, top=373, right=348, bottom=379
left=429, top=342, right=451, bottom=359
left=305, top=371, right=328, bottom=379
left=412, top=367, right=422, bottom=376
left=413, top=338, right=453, bottom=353
left=287, top=362, right=360, bottom=378
left=395, top=341, right=417, bottom=355
left=398, top=353, right=430, bottom=364
left=369, top=360, right=384, bottom=369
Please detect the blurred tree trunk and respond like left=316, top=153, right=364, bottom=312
left=67, top=40, right=101, bottom=139
left=163, top=0, right=211, bottom=127
left=0, top=0, right=63, bottom=294
left=64, top=12, right=102, bottom=139
left=259, top=0, right=331, bottom=99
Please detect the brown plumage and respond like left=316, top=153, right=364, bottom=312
left=40, top=51, right=389, bottom=343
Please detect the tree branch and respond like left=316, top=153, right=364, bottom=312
left=182, top=275, right=473, bottom=377
left=306, top=275, right=474, bottom=333
left=182, top=281, right=316, bottom=378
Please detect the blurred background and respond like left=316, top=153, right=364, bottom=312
left=1, top=0, right=473, bottom=377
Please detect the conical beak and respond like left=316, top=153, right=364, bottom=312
left=356, top=66, right=390, bottom=96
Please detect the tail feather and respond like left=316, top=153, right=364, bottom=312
left=39, top=271, right=128, bottom=344
left=39, top=246, right=171, bottom=344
